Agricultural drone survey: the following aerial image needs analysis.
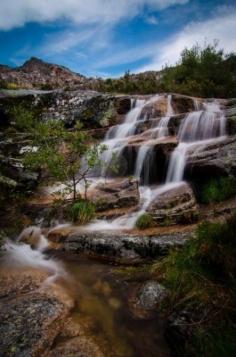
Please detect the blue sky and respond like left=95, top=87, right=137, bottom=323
left=0, top=0, right=236, bottom=77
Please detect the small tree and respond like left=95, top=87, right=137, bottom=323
left=24, top=119, right=106, bottom=201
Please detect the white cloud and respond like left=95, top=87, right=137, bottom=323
left=145, top=15, right=159, bottom=25
left=135, top=6, right=236, bottom=72
left=0, top=0, right=188, bottom=30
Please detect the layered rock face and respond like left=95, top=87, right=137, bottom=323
left=0, top=89, right=131, bottom=128
left=147, top=182, right=198, bottom=225
left=1, top=89, right=235, bottom=230
left=89, top=178, right=139, bottom=211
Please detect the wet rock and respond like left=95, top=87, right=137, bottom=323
left=122, top=139, right=177, bottom=183
left=139, top=95, right=167, bottom=119
left=171, top=94, right=195, bottom=114
left=0, top=292, right=70, bottom=357
left=0, top=264, right=106, bottom=357
left=167, top=113, right=186, bottom=136
left=90, top=178, right=139, bottom=211
left=61, top=231, right=191, bottom=263
left=138, top=281, right=168, bottom=310
left=49, top=336, right=104, bottom=357
left=114, top=96, right=131, bottom=115
left=18, top=226, right=42, bottom=248
left=185, top=135, right=236, bottom=179
left=147, top=182, right=199, bottom=225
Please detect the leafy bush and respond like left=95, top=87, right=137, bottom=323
left=68, top=200, right=95, bottom=224
left=10, top=105, right=36, bottom=131
left=200, top=176, right=236, bottom=204
left=95, top=43, right=236, bottom=98
left=152, top=215, right=236, bottom=356
left=135, top=213, right=154, bottom=229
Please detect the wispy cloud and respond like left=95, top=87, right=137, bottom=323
left=135, top=5, right=236, bottom=72
left=0, top=0, right=188, bottom=30
left=145, top=15, right=159, bottom=25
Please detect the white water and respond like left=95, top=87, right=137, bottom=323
left=101, top=98, right=147, bottom=176
left=134, top=94, right=174, bottom=182
left=43, top=95, right=227, bottom=232
left=166, top=101, right=226, bottom=183
left=2, top=229, right=66, bottom=285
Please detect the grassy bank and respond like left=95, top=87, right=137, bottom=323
left=152, top=215, right=236, bottom=356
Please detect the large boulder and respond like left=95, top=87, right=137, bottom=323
left=51, top=230, right=192, bottom=263
left=185, top=136, right=236, bottom=179
left=147, top=182, right=198, bottom=225
left=138, top=281, right=168, bottom=310
left=171, top=94, right=196, bottom=114
left=89, top=178, right=140, bottom=211
left=0, top=267, right=104, bottom=357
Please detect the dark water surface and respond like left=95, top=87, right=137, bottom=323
left=55, top=252, right=170, bottom=357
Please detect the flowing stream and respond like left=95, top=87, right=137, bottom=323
left=1, top=231, right=170, bottom=357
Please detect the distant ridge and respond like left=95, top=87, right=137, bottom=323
left=0, top=57, right=96, bottom=90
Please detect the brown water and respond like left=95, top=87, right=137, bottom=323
left=56, top=252, right=170, bottom=357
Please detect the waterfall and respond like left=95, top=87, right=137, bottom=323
left=166, top=101, right=226, bottom=183
left=101, top=99, right=147, bottom=176
left=70, top=96, right=227, bottom=232
left=2, top=231, right=66, bottom=285
left=134, top=94, right=174, bottom=183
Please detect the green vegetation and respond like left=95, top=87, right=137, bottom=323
left=135, top=213, right=154, bottom=229
left=68, top=200, right=95, bottom=224
left=96, top=70, right=162, bottom=95
left=96, top=42, right=236, bottom=98
left=152, top=215, right=236, bottom=356
left=10, top=104, right=35, bottom=131
left=23, top=118, right=106, bottom=201
left=200, top=176, right=236, bottom=204
left=162, top=42, right=236, bottom=98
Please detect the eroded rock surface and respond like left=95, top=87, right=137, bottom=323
left=89, top=178, right=139, bottom=211
left=0, top=267, right=103, bottom=357
left=55, top=231, right=192, bottom=263
left=147, top=182, right=198, bottom=225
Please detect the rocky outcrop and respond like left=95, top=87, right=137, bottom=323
left=128, top=280, right=168, bottom=319
left=121, top=138, right=177, bottom=183
left=89, top=178, right=139, bottom=211
left=0, top=89, right=131, bottom=129
left=0, top=266, right=104, bottom=357
left=138, top=281, right=168, bottom=310
left=171, top=94, right=196, bottom=114
left=147, top=182, right=199, bottom=225
left=0, top=57, right=97, bottom=90
left=49, top=231, right=192, bottom=263
left=185, top=136, right=236, bottom=180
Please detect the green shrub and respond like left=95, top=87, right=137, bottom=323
left=10, top=105, right=36, bottom=131
left=135, top=213, right=154, bottom=229
left=201, top=176, right=236, bottom=204
left=68, top=200, right=95, bottom=224
left=152, top=215, right=236, bottom=356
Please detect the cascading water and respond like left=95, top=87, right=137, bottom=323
left=2, top=228, right=66, bottom=285
left=101, top=98, right=146, bottom=176
left=84, top=94, right=177, bottom=230
left=166, top=101, right=226, bottom=183
left=134, top=94, right=174, bottom=183
left=45, top=95, right=227, bottom=232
